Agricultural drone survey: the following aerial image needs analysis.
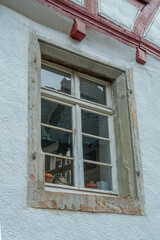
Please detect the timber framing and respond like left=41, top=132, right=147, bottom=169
left=38, top=0, right=160, bottom=61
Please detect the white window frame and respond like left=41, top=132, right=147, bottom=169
left=41, top=60, right=118, bottom=195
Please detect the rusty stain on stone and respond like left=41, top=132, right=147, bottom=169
left=29, top=174, right=35, bottom=181
left=64, top=204, right=67, bottom=210
left=72, top=204, right=75, bottom=210
left=52, top=200, right=57, bottom=209
left=35, top=66, right=38, bottom=72
left=30, top=189, right=142, bottom=215
left=38, top=201, right=49, bottom=208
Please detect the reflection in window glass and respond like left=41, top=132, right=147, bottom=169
left=41, top=127, right=73, bottom=157
left=41, top=99, right=72, bottom=130
left=82, top=110, right=109, bottom=138
left=80, top=77, right=106, bottom=105
left=83, top=136, right=111, bottom=164
left=45, top=155, right=74, bottom=186
left=84, top=163, right=112, bottom=190
left=41, top=65, right=71, bottom=94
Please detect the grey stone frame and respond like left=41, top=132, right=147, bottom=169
left=27, top=33, right=144, bottom=214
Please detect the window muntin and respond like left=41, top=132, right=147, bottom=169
left=41, top=62, right=116, bottom=193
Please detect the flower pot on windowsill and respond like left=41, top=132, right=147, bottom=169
left=45, top=173, right=53, bottom=183
left=85, top=183, right=97, bottom=189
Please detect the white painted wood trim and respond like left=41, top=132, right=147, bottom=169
left=107, top=84, right=118, bottom=194
left=83, top=159, right=112, bottom=167
left=41, top=88, right=114, bottom=115
left=42, top=59, right=74, bottom=75
left=41, top=123, right=74, bottom=133
left=78, top=72, right=110, bottom=87
left=45, top=184, right=118, bottom=196
left=41, top=95, right=74, bottom=107
left=43, top=152, right=74, bottom=160
left=82, top=132, right=110, bottom=141
left=75, top=104, right=84, bottom=188
left=41, top=62, right=117, bottom=193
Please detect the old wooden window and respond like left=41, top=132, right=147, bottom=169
left=28, top=36, right=143, bottom=214
left=41, top=62, right=117, bottom=194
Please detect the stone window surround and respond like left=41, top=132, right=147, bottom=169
left=27, top=33, right=144, bottom=214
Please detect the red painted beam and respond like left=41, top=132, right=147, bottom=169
left=84, top=0, right=97, bottom=15
left=38, top=0, right=160, bottom=62
left=132, top=0, right=160, bottom=37
left=70, top=18, right=86, bottom=41
left=136, top=48, right=146, bottom=64
left=42, top=0, right=141, bottom=48
left=140, top=38, right=160, bottom=60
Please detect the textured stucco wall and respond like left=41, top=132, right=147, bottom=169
left=98, top=0, right=140, bottom=31
left=0, top=4, right=160, bottom=240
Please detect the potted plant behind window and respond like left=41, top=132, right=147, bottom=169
left=45, top=171, right=53, bottom=183
left=85, top=180, right=97, bottom=189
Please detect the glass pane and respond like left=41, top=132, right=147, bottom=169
left=83, top=136, right=111, bottom=164
left=80, top=77, right=106, bottom=105
left=84, top=163, right=112, bottom=190
left=41, top=99, right=72, bottom=130
left=45, top=155, right=74, bottom=186
left=41, top=127, right=73, bottom=157
left=41, top=65, right=71, bottom=95
left=82, top=110, right=109, bottom=138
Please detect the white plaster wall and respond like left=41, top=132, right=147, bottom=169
left=98, top=0, right=140, bottom=31
left=0, top=4, right=160, bottom=240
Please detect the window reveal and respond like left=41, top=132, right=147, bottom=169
left=41, top=63, right=117, bottom=193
